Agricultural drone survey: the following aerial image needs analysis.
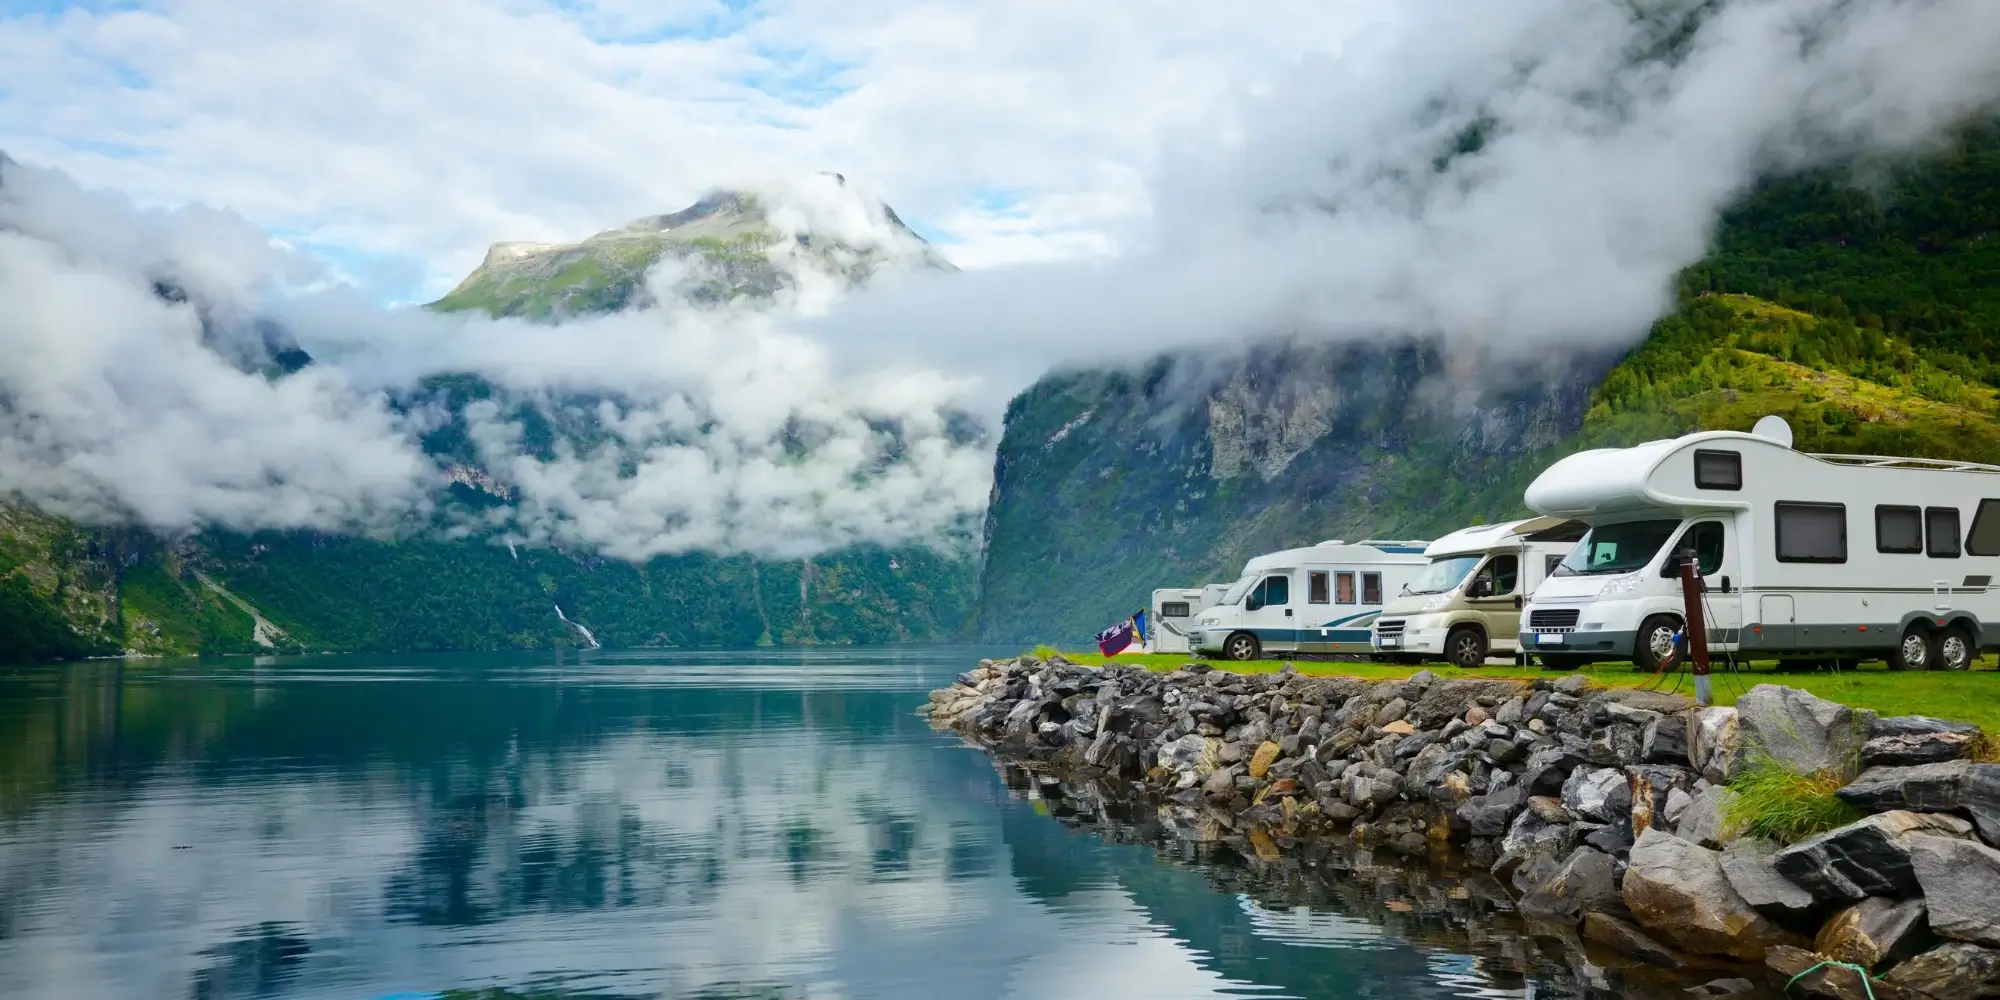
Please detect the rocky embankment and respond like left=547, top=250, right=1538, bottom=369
left=926, top=656, right=2000, bottom=1000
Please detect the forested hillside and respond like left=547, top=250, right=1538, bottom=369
left=975, top=123, right=2000, bottom=643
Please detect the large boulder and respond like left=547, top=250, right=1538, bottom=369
left=1812, top=896, right=1931, bottom=971
left=1676, top=784, right=1748, bottom=849
left=1773, top=810, right=1973, bottom=904
left=1720, top=838, right=1821, bottom=924
left=1517, top=846, right=1622, bottom=923
left=1863, top=731, right=1975, bottom=768
left=1837, top=761, right=2000, bottom=844
left=1883, top=943, right=2000, bottom=1000
left=1622, top=828, right=1806, bottom=959
left=1690, top=707, right=1744, bottom=783
left=1735, top=684, right=1868, bottom=780
left=1642, top=713, right=1690, bottom=766
left=1561, top=767, right=1631, bottom=824
left=1582, top=911, right=1686, bottom=969
left=1911, top=836, right=2000, bottom=948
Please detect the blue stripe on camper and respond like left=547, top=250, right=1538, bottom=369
left=1314, top=611, right=1380, bottom=628
left=1373, top=546, right=1428, bottom=554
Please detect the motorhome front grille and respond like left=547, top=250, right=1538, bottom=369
left=1374, top=619, right=1405, bottom=637
left=1528, top=609, right=1581, bottom=631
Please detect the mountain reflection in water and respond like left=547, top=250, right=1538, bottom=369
left=3, top=649, right=1582, bottom=999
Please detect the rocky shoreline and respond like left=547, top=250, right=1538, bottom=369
left=925, top=655, right=2000, bottom=1000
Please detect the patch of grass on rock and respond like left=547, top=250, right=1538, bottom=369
left=1725, top=756, right=1865, bottom=845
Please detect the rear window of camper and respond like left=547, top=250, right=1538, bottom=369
left=1160, top=602, right=1191, bottom=618
left=1876, top=505, right=1922, bottom=553
left=1775, top=502, right=1846, bottom=563
left=1336, top=572, right=1357, bottom=604
left=1969, top=499, right=2000, bottom=556
left=1309, top=571, right=1330, bottom=604
left=1693, top=449, right=1742, bottom=490
left=1362, top=572, right=1382, bottom=605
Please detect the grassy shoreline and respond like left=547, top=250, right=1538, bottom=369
left=1035, top=648, right=2000, bottom=734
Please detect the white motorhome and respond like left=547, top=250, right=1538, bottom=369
left=1191, top=540, right=1431, bottom=661
left=1370, top=516, right=1588, bottom=667
left=1519, top=418, right=2000, bottom=671
left=1149, top=586, right=1228, bottom=654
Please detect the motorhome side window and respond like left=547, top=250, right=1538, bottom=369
left=1545, top=554, right=1564, bottom=577
left=1774, top=502, right=1846, bottom=563
left=1161, top=602, right=1190, bottom=618
left=1472, top=555, right=1518, bottom=596
left=1876, top=506, right=1922, bottom=554
left=1968, top=499, right=2000, bottom=556
left=1336, top=572, right=1357, bottom=604
left=1308, top=571, right=1330, bottom=604
left=1693, top=449, right=1742, bottom=490
left=1362, top=572, right=1382, bottom=605
left=1246, top=575, right=1289, bottom=611
left=1927, top=507, right=1962, bottom=558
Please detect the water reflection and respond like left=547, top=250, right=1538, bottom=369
left=0, top=651, right=1601, bottom=999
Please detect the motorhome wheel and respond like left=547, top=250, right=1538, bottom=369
left=1632, top=615, right=1681, bottom=672
left=1939, top=627, right=1974, bottom=671
left=1895, top=627, right=1938, bottom=671
left=1445, top=627, right=1486, bottom=669
left=1224, top=632, right=1262, bottom=662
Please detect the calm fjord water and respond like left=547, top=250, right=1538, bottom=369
left=1, top=649, right=1550, bottom=1000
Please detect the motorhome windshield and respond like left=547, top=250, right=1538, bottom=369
left=1406, top=555, right=1481, bottom=595
left=1220, top=572, right=1258, bottom=605
left=1554, top=519, right=1681, bottom=576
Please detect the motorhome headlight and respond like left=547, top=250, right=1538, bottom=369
left=1418, top=593, right=1454, bottom=613
left=1597, top=574, right=1644, bottom=599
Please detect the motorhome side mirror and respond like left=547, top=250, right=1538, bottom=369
left=1469, top=579, right=1491, bottom=598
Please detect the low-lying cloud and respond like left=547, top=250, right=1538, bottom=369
left=4, top=0, right=2000, bottom=562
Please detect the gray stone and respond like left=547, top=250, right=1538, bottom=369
left=1882, top=942, right=2000, bottom=1000
left=1736, top=684, right=1869, bottom=780
left=1690, top=707, right=1743, bottom=784
left=1375, top=698, right=1409, bottom=726
left=1912, top=836, right=2000, bottom=948
left=1773, top=810, right=1973, bottom=904
left=1643, top=713, right=1691, bottom=766
left=1562, top=767, right=1631, bottom=824
left=1676, top=784, right=1747, bottom=849
left=1518, top=847, right=1621, bottom=923
left=1588, top=724, right=1643, bottom=767
left=1528, top=795, right=1574, bottom=824
left=1495, top=696, right=1526, bottom=726
left=1582, top=821, right=1635, bottom=856
left=1873, top=715, right=1984, bottom=740
left=1664, top=787, right=1695, bottom=827
left=1720, top=838, right=1820, bottom=923
left=1863, top=732, right=1976, bottom=767
left=1622, top=828, right=1805, bottom=959
left=1523, top=745, right=1587, bottom=796
left=1813, top=896, right=1931, bottom=971
left=1500, top=808, right=1577, bottom=871
left=1458, top=784, right=1529, bottom=839
left=1837, top=761, right=2000, bottom=846
left=1554, top=673, right=1591, bottom=694
left=1582, top=911, right=1685, bottom=969
left=1627, top=764, right=1695, bottom=838
left=1684, top=978, right=1756, bottom=998
left=1487, top=738, right=1526, bottom=765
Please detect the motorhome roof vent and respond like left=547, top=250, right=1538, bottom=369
left=1318, top=540, right=1344, bottom=546
left=1752, top=415, right=1795, bottom=448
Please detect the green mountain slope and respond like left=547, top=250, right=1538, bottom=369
left=975, top=123, right=2000, bottom=644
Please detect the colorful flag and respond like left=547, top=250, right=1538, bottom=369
left=1096, top=617, right=1136, bottom=657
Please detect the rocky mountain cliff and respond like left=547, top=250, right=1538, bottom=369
left=430, top=177, right=954, bottom=320
left=976, top=122, right=2000, bottom=643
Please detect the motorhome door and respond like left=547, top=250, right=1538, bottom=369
left=1241, top=569, right=1299, bottom=651
left=1465, top=553, right=1524, bottom=645
left=1664, top=519, right=1742, bottom=646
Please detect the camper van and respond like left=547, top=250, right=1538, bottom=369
left=1191, top=540, right=1431, bottom=661
left=1370, top=516, right=1588, bottom=667
left=1519, top=418, right=2000, bottom=671
left=1149, top=586, right=1228, bottom=654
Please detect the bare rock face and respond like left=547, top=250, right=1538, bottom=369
left=1773, top=810, right=1973, bottom=904
left=1582, top=911, right=1686, bottom=969
left=1622, top=828, right=1806, bottom=960
left=1812, top=896, right=1930, bottom=971
left=1690, top=707, right=1743, bottom=784
left=1863, top=731, right=1975, bottom=768
left=1735, top=684, right=1868, bottom=781
left=1837, top=761, right=2000, bottom=844
left=1720, top=837, right=1820, bottom=924
left=1675, top=784, right=1747, bottom=849
left=1560, top=767, right=1629, bottom=824
left=1883, top=942, right=2000, bottom=1000
left=1911, top=836, right=2000, bottom=948
left=1517, top=847, right=1622, bottom=924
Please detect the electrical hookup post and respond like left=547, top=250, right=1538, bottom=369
left=1676, top=552, right=1713, bottom=707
